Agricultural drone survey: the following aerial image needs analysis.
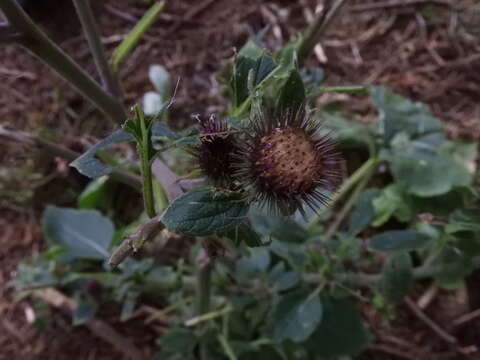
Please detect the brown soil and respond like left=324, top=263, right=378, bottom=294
left=1, top=0, right=480, bottom=359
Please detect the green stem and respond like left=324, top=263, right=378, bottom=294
left=72, top=0, right=123, bottom=99
left=186, top=303, right=231, bottom=327
left=308, top=157, right=381, bottom=229
left=218, top=334, right=238, bottom=360
left=323, top=163, right=376, bottom=241
left=297, top=0, right=349, bottom=66
left=135, top=106, right=155, bottom=218
left=195, top=261, right=213, bottom=316
left=0, top=0, right=126, bottom=124
left=231, top=96, right=252, bottom=118
left=194, top=258, right=214, bottom=360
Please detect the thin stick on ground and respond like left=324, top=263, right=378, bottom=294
left=405, top=296, right=458, bottom=345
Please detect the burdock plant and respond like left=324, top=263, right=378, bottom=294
left=192, top=105, right=342, bottom=216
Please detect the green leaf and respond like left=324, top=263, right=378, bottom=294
left=13, top=261, right=59, bottom=290
left=323, top=111, right=376, bottom=155
left=348, top=189, right=381, bottom=236
left=158, top=328, right=197, bottom=354
left=70, top=129, right=134, bottom=178
left=305, top=297, right=371, bottom=357
left=42, top=206, right=113, bottom=261
left=161, top=188, right=249, bottom=236
left=379, top=252, right=413, bottom=303
left=369, top=230, right=431, bottom=252
left=372, top=184, right=413, bottom=226
left=78, top=176, right=109, bottom=209
left=272, top=290, right=322, bottom=343
left=389, top=142, right=472, bottom=197
left=433, top=248, right=474, bottom=288
left=274, top=42, right=297, bottom=78
left=111, top=1, right=165, bottom=70
left=221, top=223, right=263, bottom=247
left=277, top=70, right=306, bottom=113
left=231, top=54, right=276, bottom=107
left=236, top=247, right=271, bottom=277
left=238, top=39, right=264, bottom=59
left=411, top=186, right=475, bottom=217
left=446, top=209, right=480, bottom=234
left=249, top=209, right=308, bottom=243
left=232, top=56, right=256, bottom=107
left=370, top=86, right=443, bottom=144
left=269, top=264, right=300, bottom=292
left=70, top=122, right=177, bottom=179
left=301, top=67, right=325, bottom=95
left=73, top=293, right=98, bottom=325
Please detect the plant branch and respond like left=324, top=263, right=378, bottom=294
left=134, top=106, right=156, bottom=218
left=108, top=215, right=165, bottom=267
left=0, top=0, right=126, bottom=124
left=323, top=165, right=376, bottom=241
left=297, top=0, right=349, bottom=66
left=195, top=253, right=214, bottom=360
left=0, top=125, right=142, bottom=191
left=72, top=0, right=123, bottom=99
left=308, top=157, right=381, bottom=229
left=195, top=258, right=213, bottom=316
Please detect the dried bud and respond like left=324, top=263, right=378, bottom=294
left=192, top=115, right=239, bottom=189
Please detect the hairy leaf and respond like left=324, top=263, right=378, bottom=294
left=272, top=290, right=322, bottom=343
left=369, top=230, right=431, bottom=252
left=161, top=188, right=249, bottom=236
left=379, top=252, right=413, bottom=303
left=42, top=206, right=113, bottom=261
left=305, top=297, right=371, bottom=356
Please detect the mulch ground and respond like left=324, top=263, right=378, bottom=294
left=1, top=0, right=480, bottom=359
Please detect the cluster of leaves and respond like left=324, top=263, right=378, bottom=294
left=13, top=36, right=479, bottom=360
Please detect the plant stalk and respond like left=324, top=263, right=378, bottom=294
left=72, top=0, right=123, bottom=99
left=323, top=163, right=377, bottom=241
left=297, top=0, right=349, bottom=66
left=195, top=260, right=213, bottom=316
left=195, top=257, right=213, bottom=360
left=0, top=0, right=126, bottom=124
left=134, top=106, right=156, bottom=218
left=308, top=157, right=381, bottom=229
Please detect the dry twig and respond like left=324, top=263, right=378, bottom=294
left=405, top=296, right=458, bottom=344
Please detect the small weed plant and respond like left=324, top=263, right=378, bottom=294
left=2, top=0, right=479, bottom=359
